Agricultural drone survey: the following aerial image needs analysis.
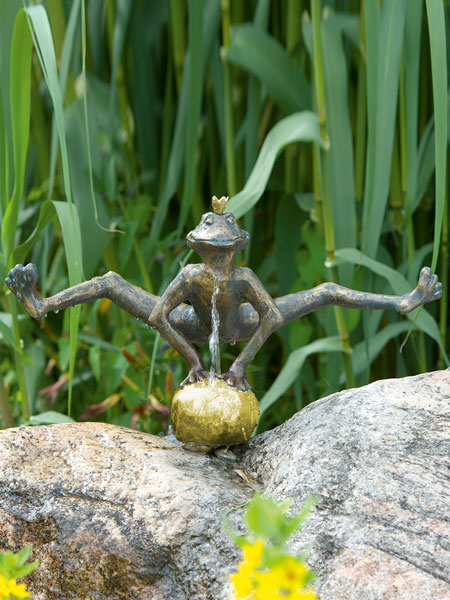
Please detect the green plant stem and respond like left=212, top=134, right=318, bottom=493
left=398, top=58, right=415, bottom=263
left=169, top=0, right=186, bottom=96
left=0, top=376, right=15, bottom=428
left=438, top=185, right=448, bottom=369
left=9, top=296, right=29, bottom=421
left=284, top=0, right=302, bottom=193
left=311, top=0, right=355, bottom=388
left=354, top=3, right=366, bottom=203
left=221, top=0, right=237, bottom=196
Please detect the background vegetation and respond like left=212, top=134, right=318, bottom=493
left=0, top=0, right=448, bottom=435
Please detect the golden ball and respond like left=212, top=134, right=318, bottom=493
left=171, top=378, right=260, bottom=446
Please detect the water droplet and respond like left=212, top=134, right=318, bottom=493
left=54, top=309, right=59, bottom=314
left=230, top=341, right=236, bottom=346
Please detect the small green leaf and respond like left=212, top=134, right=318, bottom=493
left=28, top=411, right=75, bottom=425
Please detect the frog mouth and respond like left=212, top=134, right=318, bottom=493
left=187, top=233, right=249, bottom=246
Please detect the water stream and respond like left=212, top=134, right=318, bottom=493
left=209, top=276, right=221, bottom=382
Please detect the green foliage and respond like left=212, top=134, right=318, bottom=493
left=0, top=0, right=448, bottom=435
left=242, top=494, right=316, bottom=548
left=225, top=493, right=317, bottom=598
left=0, top=545, right=37, bottom=599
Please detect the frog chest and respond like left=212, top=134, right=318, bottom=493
left=190, top=280, right=241, bottom=322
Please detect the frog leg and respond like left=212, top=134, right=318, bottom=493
left=275, top=266, right=442, bottom=326
left=218, top=268, right=283, bottom=391
left=149, top=267, right=209, bottom=386
left=5, top=263, right=158, bottom=323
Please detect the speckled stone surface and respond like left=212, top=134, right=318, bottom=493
left=0, top=424, right=256, bottom=599
left=0, top=370, right=449, bottom=599
left=241, top=368, right=450, bottom=600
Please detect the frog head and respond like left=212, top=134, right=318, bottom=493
left=186, top=197, right=249, bottom=258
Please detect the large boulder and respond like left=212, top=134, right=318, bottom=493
left=0, top=369, right=449, bottom=599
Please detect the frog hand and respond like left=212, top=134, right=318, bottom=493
left=5, top=264, right=45, bottom=319
left=398, top=267, right=442, bottom=314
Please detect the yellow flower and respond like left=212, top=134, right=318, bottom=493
left=230, top=561, right=254, bottom=599
left=252, top=570, right=285, bottom=600
left=242, top=540, right=265, bottom=569
left=252, top=557, right=316, bottom=600
left=0, top=575, right=30, bottom=599
left=289, top=591, right=317, bottom=600
left=274, top=557, right=309, bottom=591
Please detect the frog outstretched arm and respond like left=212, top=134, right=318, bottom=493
left=5, top=196, right=442, bottom=391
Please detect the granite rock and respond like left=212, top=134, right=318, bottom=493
left=0, top=369, right=449, bottom=599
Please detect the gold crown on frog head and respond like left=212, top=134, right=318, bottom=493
left=212, top=195, right=229, bottom=215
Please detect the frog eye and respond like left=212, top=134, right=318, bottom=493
left=205, top=217, right=213, bottom=225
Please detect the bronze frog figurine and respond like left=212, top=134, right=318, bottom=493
left=5, top=196, right=443, bottom=391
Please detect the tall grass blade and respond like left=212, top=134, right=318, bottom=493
left=0, top=80, right=8, bottom=219
left=53, top=201, right=83, bottom=417
left=47, top=0, right=81, bottom=201
left=2, top=9, right=33, bottom=420
left=425, top=0, right=447, bottom=271
left=2, top=10, right=32, bottom=264
left=320, top=11, right=356, bottom=263
left=26, top=5, right=85, bottom=413
left=362, top=0, right=407, bottom=259
left=403, top=1, right=423, bottom=230
left=147, top=0, right=220, bottom=265
left=177, top=0, right=204, bottom=233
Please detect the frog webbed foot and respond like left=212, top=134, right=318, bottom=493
left=217, top=370, right=250, bottom=392
left=180, top=367, right=210, bottom=387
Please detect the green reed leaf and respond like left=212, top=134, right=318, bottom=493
left=362, top=0, right=406, bottom=258
left=225, top=23, right=310, bottom=113
left=259, top=336, right=342, bottom=416
left=26, top=4, right=84, bottom=415
left=147, top=0, right=221, bottom=266
left=320, top=11, right=356, bottom=263
left=425, top=0, right=447, bottom=271
left=1, top=10, right=32, bottom=265
left=342, top=321, right=410, bottom=384
left=228, top=112, right=324, bottom=219
left=403, top=1, right=423, bottom=226
left=53, top=201, right=83, bottom=417
left=47, top=0, right=81, bottom=200
left=12, top=201, right=56, bottom=266
left=177, top=0, right=204, bottom=234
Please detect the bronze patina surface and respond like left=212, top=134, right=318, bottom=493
left=5, top=195, right=443, bottom=393
left=171, top=378, right=259, bottom=446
